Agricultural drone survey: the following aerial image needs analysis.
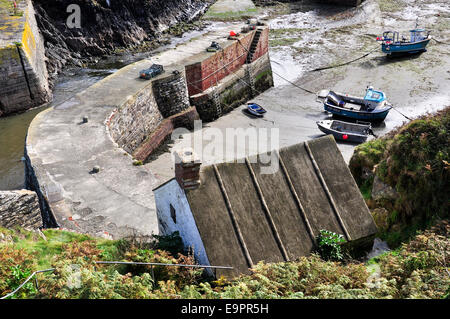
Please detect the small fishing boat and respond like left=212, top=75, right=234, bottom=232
left=317, top=86, right=392, bottom=122
left=377, top=21, right=431, bottom=55
left=247, top=103, right=266, bottom=117
left=316, top=120, right=373, bottom=143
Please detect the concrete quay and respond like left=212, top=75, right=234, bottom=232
left=25, top=21, right=272, bottom=239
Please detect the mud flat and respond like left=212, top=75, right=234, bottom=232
left=162, top=0, right=450, bottom=166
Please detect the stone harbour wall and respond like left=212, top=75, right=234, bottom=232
left=108, top=83, right=164, bottom=155
left=0, top=190, right=43, bottom=229
left=191, top=51, right=273, bottom=121
left=133, top=107, right=200, bottom=162
left=108, top=68, right=193, bottom=156
left=153, top=69, right=191, bottom=118
left=0, top=0, right=51, bottom=116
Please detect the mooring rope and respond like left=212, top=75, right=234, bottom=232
left=196, top=36, right=415, bottom=123
left=311, top=46, right=380, bottom=72
left=235, top=38, right=317, bottom=94
left=389, top=104, right=413, bottom=121
left=431, top=38, right=450, bottom=45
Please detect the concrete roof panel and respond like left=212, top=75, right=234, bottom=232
left=183, top=136, right=377, bottom=275
left=217, top=162, right=285, bottom=264
left=185, top=165, right=250, bottom=277
left=249, top=156, right=315, bottom=260
left=279, top=143, right=345, bottom=237
left=307, top=136, right=377, bottom=240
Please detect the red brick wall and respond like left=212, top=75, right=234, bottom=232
left=132, top=107, right=200, bottom=161
left=186, top=27, right=269, bottom=96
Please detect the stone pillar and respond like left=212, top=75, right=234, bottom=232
left=174, top=148, right=201, bottom=190
left=152, top=69, right=190, bottom=118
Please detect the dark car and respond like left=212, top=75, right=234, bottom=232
left=139, top=64, right=164, bottom=80
left=206, top=41, right=221, bottom=52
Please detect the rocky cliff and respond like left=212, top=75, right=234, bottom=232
left=32, top=0, right=214, bottom=88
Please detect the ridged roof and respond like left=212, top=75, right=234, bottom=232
left=185, top=135, right=377, bottom=277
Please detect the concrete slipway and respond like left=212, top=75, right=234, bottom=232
left=26, top=21, right=248, bottom=239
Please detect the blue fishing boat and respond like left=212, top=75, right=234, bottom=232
left=317, top=86, right=392, bottom=122
left=247, top=103, right=266, bottom=117
left=377, top=22, right=431, bottom=55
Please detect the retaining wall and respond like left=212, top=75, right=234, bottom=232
left=185, top=28, right=270, bottom=96
left=0, top=190, right=43, bottom=229
left=0, top=0, right=50, bottom=116
left=191, top=51, right=273, bottom=121
left=107, top=67, right=194, bottom=157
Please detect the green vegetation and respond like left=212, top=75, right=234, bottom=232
left=203, top=7, right=259, bottom=21
left=377, top=0, right=405, bottom=13
left=316, top=230, right=346, bottom=261
left=1, top=220, right=448, bottom=299
left=268, top=28, right=312, bottom=48
left=350, top=107, right=449, bottom=247
left=0, top=0, right=23, bottom=16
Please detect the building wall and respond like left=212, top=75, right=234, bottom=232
left=154, top=179, right=211, bottom=269
left=191, top=51, right=273, bottom=121
left=0, top=0, right=51, bottom=116
left=185, top=27, right=270, bottom=96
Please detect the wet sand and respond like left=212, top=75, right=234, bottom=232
left=146, top=0, right=450, bottom=183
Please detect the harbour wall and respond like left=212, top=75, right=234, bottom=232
left=0, top=0, right=51, bottom=116
left=24, top=23, right=273, bottom=238
left=0, top=189, right=43, bottom=230
left=108, top=26, right=273, bottom=161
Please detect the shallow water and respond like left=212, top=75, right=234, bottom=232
left=0, top=69, right=108, bottom=190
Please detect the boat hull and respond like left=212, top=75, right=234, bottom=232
left=382, top=39, right=430, bottom=54
left=324, top=103, right=391, bottom=121
left=317, top=122, right=368, bottom=144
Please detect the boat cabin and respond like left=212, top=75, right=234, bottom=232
left=363, top=88, right=386, bottom=110
left=382, top=29, right=429, bottom=44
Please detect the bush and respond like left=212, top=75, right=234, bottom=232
left=0, top=245, right=36, bottom=298
left=349, top=107, right=450, bottom=246
left=316, top=230, right=346, bottom=261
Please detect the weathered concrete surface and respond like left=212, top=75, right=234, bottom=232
left=25, top=21, right=268, bottom=239
left=0, top=189, right=42, bottom=229
left=24, top=0, right=450, bottom=241
left=0, top=0, right=51, bottom=116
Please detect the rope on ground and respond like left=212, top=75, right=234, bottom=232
left=311, top=46, right=380, bottom=72
left=235, top=38, right=317, bottom=95
left=432, top=38, right=450, bottom=45
left=390, top=105, right=413, bottom=121
left=270, top=70, right=316, bottom=95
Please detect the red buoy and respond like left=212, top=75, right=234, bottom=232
left=343, top=134, right=348, bottom=140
